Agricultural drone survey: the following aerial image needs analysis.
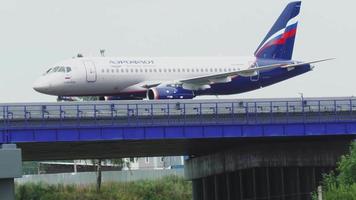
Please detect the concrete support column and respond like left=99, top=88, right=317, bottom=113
left=0, top=144, right=22, bottom=200
left=214, top=175, right=219, bottom=200
left=225, top=173, right=232, bottom=200
left=192, top=179, right=203, bottom=200
left=0, top=179, right=15, bottom=200
left=202, top=177, right=209, bottom=200
left=214, top=174, right=226, bottom=200
left=185, top=139, right=353, bottom=200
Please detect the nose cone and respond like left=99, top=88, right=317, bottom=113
left=33, top=78, right=50, bottom=94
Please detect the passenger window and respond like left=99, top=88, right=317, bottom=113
left=182, top=69, right=185, bottom=72
left=159, top=69, right=162, bottom=73
left=168, top=69, right=171, bottom=72
left=145, top=69, right=148, bottom=73
left=164, top=69, right=167, bottom=72
left=116, top=69, right=119, bottom=73
left=130, top=69, right=133, bottom=73
left=135, top=69, right=138, bottom=73
left=102, top=69, right=105, bottom=73
left=121, top=69, right=124, bottom=73
left=149, top=69, right=152, bottom=73
left=153, top=69, right=157, bottom=72
left=173, top=69, right=176, bottom=72
left=177, top=69, right=180, bottom=72
left=140, top=69, right=143, bottom=73
left=112, top=69, right=114, bottom=73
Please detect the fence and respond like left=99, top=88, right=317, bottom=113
left=2, top=98, right=356, bottom=129
left=15, top=168, right=184, bottom=185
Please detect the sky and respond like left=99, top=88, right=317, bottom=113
left=0, top=0, right=355, bottom=103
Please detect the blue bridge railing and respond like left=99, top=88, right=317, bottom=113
left=1, top=98, right=356, bottom=130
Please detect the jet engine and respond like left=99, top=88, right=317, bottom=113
left=147, top=85, right=195, bottom=100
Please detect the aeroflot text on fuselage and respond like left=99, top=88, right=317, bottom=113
left=109, top=60, right=155, bottom=65
left=33, top=1, right=331, bottom=100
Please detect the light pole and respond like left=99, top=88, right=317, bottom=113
left=299, top=92, right=304, bottom=102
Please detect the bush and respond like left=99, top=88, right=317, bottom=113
left=315, top=183, right=356, bottom=200
left=312, top=142, right=356, bottom=200
left=16, top=175, right=192, bottom=200
left=336, top=142, right=356, bottom=185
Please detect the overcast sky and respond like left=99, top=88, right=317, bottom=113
left=0, top=0, right=355, bottom=103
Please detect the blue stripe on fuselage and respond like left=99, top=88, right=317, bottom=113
left=197, top=63, right=311, bottom=96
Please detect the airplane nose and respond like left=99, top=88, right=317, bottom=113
left=33, top=79, right=50, bottom=93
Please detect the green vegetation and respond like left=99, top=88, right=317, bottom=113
left=313, top=142, right=356, bottom=200
left=16, top=175, right=192, bottom=200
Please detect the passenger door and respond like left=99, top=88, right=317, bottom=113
left=249, top=61, right=260, bottom=82
left=83, top=60, right=97, bottom=82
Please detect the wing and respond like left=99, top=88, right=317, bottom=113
left=179, top=58, right=334, bottom=90
left=123, top=58, right=333, bottom=91
left=120, top=80, right=162, bottom=93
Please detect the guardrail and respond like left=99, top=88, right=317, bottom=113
left=1, top=98, right=356, bottom=129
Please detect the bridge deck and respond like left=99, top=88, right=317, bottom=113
left=1, top=97, right=356, bottom=160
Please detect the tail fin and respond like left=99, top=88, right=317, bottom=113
left=254, top=1, right=301, bottom=60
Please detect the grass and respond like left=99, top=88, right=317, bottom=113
left=16, top=175, right=192, bottom=200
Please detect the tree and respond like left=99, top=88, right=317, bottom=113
left=92, top=159, right=102, bottom=192
left=91, top=158, right=130, bottom=192
left=77, top=96, right=132, bottom=192
left=336, top=142, right=356, bottom=185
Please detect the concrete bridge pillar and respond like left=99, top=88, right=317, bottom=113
left=0, top=144, right=22, bottom=200
left=186, top=138, right=353, bottom=200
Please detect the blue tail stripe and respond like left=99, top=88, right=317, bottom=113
left=285, top=23, right=298, bottom=32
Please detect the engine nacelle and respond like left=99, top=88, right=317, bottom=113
left=147, top=86, right=195, bottom=100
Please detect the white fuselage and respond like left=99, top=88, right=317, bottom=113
left=33, top=56, right=255, bottom=97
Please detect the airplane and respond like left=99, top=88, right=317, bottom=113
left=33, top=1, right=332, bottom=101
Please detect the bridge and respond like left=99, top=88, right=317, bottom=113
left=1, top=97, right=356, bottom=160
left=1, top=97, right=356, bottom=200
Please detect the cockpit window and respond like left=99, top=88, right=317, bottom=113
left=52, top=66, right=60, bottom=72
left=42, top=68, right=52, bottom=76
left=44, top=66, right=71, bottom=75
left=58, top=67, right=65, bottom=73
